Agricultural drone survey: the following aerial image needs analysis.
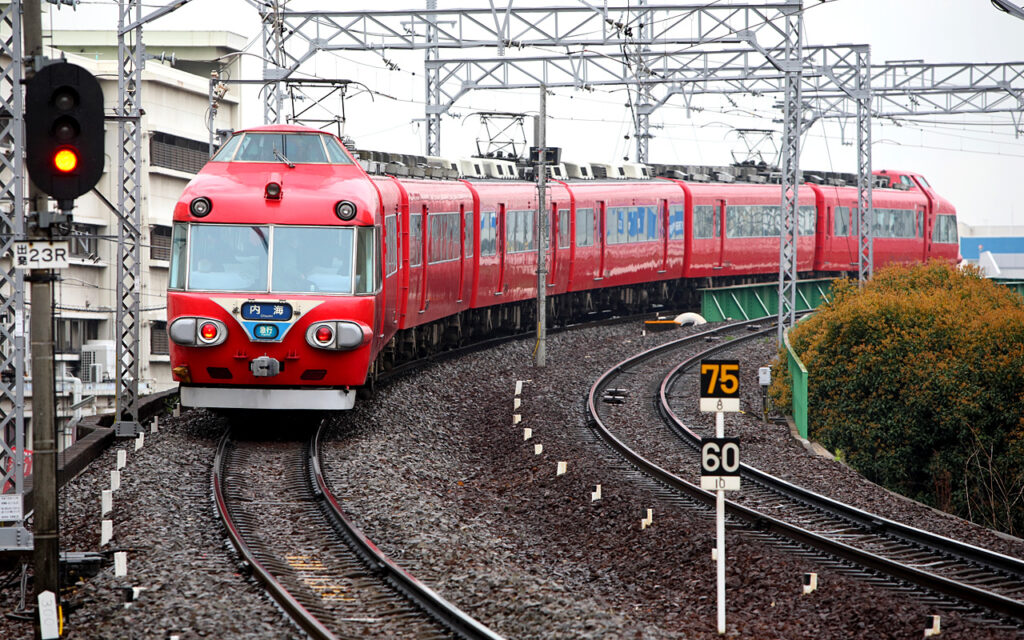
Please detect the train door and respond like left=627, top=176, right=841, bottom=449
left=497, top=203, right=507, bottom=295
left=659, top=199, right=669, bottom=273
left=597, top=200, right=606, bottom=279
left=419, top=204, right=429, bottom=314
left=715, top=199, right=726, bottom=268
left=918, top=205, right=930, bottom=262
left=548, top=202, right=558, bottom=287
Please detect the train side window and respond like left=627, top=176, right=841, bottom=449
left=323, top=136, right=353, bottom=164
left=355, top=227, right=377, bottom=294
left=576, top=208, right=594, bottom=247
left=410, top=214, right=423, bottom=266
left=169, top=222, right=188, bottom=289
left=385, top=215, right=398, bottom=276
left=799, top=205, right=817, bottom=236
left=558, top=209, right=570, bottom=249
left=464, top=209, right=474, bottom=258
left=932, top=215, right=958, bottom=243
left=693, top=205, right=713, bottom=239
left=669, top=205, right=686, bottom=239
left=834, top=206, right=850, bottom=237
left=480, top=210, right=497, bottom=257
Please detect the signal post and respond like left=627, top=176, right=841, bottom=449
left=699, top=359, right=742, bottom=635
left=22, top=3, right=106, bottom=633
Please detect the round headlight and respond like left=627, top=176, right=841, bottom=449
left=190, top=197, right=212, bottom=217
left=334, top=200, right=357, bottom=221
left=265, top=182, right=282, bottom=199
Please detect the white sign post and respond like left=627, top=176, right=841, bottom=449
left=699, top=360, right=742, bottom=635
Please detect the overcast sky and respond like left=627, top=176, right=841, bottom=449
left=50, top=0, right=1024, bottom=230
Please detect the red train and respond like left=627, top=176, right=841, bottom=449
left=167, top=124, right=959, bottom=411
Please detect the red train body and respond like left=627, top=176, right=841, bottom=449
left=167, top=124, right=960, bottom=411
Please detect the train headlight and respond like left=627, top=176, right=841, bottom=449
left=306, top=321, right=368, bottom=350
left=190, top=197, right=212, bottom=217
left=170, top=317, right=228, bottom=347
left=265, top=181, right=282, bottom=200
left=334, top=200, right=357, bottom=221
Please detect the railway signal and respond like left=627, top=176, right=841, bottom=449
left=25, top=61, right=105, bottom=209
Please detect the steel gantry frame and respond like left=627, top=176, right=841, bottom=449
left=0, top=0, right=29, bottom=551
left=263, top=2, right=811, bottom=157
left=114, top=0, right=144, bottom=437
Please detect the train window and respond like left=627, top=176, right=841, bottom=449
left=932, top=215, right=958, bottom=243
left=429, top=212, right=460, bottom=263
left=410, top=214, right=423, bottom=266
left=558, top=209, right=570, bottom=249
left=900, top=175, right=915, bottom=189
left=506, top=210, right=535, bottom=253
left=872, top=208, right=917, bottom=239
left=385, top=215, right=398, bottom=276
left=169, top=223, right=188, bottom=289
left=693, top=205, right=713, bottom=239
left=799, top=205, right=817, bottom=236
left=355, top=227, right=378, bottom=294
left=669, top=205, right=686, bottom=239
left=916, top=175, right=931, bottom=188
left=223, top=133, right=352, bottom=164
left=464, top=210, right=474, bottom=258
left=187, top=224, right=269, bottom=292
left=323, top=137, right=351, bottom=164
left=917, top=210, right=924, bottom=238
left=480, top=210, right=497, bottom=256
left=576, top=208, right=594, bottom=247
left=211, top=134, right=242, bottom=161
left=271, top=226, right=356, bottom=294
left=834, top=206, right=851, bottom=237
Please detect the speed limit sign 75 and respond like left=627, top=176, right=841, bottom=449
left=700, top=437, right=740, bottom=491
left=700, top=359, right=740, bottom=412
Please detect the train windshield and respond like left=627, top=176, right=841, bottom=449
left=171, top=223, right=376, bottom=294
left=211, top=132, right=353, bottom=165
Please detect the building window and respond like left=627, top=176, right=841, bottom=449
left=151, top=225, right=172, bottom=261
left=69, top=223, right=101, bottom=260
left=150, top=132, right=209, bottom=174
left=151, top=321, right=169, bottom=355
left=56, top=318, right=100, bottom=356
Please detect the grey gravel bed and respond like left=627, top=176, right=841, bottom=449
left=322, top=321, right=1024, bottom=638
left=1, top=319, right=1021, bottom=639
left=0, top=411, right=301, bottom=639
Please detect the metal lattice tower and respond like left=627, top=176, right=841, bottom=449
left=633, top=0, right=654, bottom=163
left=0, top=0, right=29, bottom=551
left=261, top=0, right=286, bottom=124
left=114, top=0, right=143, bottom=436
left=776, top=0, right=802, bottom=343
left=855, top=49, right=874, bottom=283
left=424, top=0, right=441, bottom=156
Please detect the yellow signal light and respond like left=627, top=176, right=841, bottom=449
left=53, top=147, right=78, bottom=173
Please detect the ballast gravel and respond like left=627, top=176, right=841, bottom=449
left=0, top=319, right=1021, bottom=639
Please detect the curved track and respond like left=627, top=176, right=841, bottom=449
left=588, top=318, right=1024, bottom=628
left=213, top=422, right=504, bottom=640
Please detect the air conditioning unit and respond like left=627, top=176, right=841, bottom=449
left=80, top=340, right=115, bottom=383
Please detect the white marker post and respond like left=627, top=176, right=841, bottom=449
left=699, top=359, right=742, bottom=635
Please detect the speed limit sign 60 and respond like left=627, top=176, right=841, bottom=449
left=700, top=437, right=740, bottom=491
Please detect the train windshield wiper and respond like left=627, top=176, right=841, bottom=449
left=273, top=146, right=295, bottom=168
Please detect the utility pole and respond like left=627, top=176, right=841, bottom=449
left=23, top=0, right=61, bottom=628
left=534, top=85, right=547, bottom=368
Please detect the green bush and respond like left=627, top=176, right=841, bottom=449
left=770, top=262, right=1024, bottom=535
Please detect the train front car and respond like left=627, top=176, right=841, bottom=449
left=167, top=125, right=384, bottom=411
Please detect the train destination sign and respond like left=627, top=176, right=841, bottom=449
left=699, top=359, right=740, bottom=412
left=700, top=437, right=741, bottom=491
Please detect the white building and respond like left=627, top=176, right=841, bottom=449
left=10, top=29, right=242, bottom=436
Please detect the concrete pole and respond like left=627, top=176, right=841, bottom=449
left=535, top=85, right=547, bottom=368
left=23, top=0, right=62, bottom=619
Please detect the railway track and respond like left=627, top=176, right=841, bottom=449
left=588, top=317, right=1024, bottom=631
left=212, top=421, right=504, bottom=640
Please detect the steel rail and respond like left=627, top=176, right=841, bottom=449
left=212, top=430, right=339, bottom=640
left=309, top=421, right=506, bottom=640
left=586, top=318, right=1024, bottom=624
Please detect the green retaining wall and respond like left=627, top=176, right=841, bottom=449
left=700, top=278, right=834, bottom=323
left=782, top=326, right=809, bottom=439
